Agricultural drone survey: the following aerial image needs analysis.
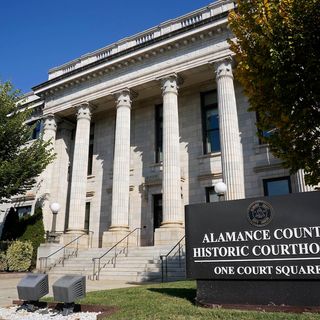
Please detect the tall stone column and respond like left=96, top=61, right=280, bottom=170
left=39, top=114, right=57, bottom=232
left=50, top=122, right=73, bottom=233
left=295, top=169, right=314, bottom=192
left=215, top=58, right=245, bottom=200
left=103, top=89, right=132, bottom=246
left=154, top=74, right=184, bottom=245
left=67, top=103, right=92, bottom=234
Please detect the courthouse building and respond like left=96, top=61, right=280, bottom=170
left=4, top=0, right=314, bottom=248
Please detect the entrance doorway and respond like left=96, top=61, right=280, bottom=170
left=153, top=194, right=163, bottom=236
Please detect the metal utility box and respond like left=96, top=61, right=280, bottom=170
left=17, top=273, right=49, bottom=301
left=52, top=275, right=86, bottom=303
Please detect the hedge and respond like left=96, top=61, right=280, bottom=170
left=6, top=240, right=33, bottom=272
left=0, top=251, right=7, bottom=271
left=1, top=206, right=45, bottom=269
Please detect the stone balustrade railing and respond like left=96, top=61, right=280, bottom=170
left=48, top=0, right=234, bottom=80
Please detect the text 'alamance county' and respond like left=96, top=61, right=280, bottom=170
left=193, top=226, right=320, bottom=259
left=201, top=226, right=320, bottom=244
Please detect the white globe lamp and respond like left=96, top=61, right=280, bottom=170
left=214, top=182, right=227, bottom=201
left=50, top=202, right=61, bottom=214
left=50, top=202, right=60, bottom=236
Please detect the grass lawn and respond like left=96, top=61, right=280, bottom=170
left=75, top=280, right=320, bottom=320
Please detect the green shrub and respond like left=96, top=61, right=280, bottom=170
left=6, top=240, right=33, bottom=272
left=0, top=251, right=7, bottom=271
left=1, top=207, right=45, bottom=270
left=19, top=207, right=45, bottom=268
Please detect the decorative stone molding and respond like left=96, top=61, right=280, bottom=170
left=113, top=88, right=137, bottom=109
left=160, top=74, right=184, bottom=95
left=253, top=163, right=285, bottom=173
left=145, top=174, right=162, bottom=186
left=75, top=102, right=92, bottom=121
left=11, top=193, right=36, bottom=202
left=214, top=56, right=234, bottom=80
left=86, top=191, right=95, bottom=198
left=198, top=173, right=223, bottom=181
left=43, top=114, right=57, bottom=132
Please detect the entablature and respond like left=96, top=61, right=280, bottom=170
left=33, top=0, right=234, bottom=101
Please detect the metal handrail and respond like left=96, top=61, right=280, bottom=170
left=160, top=236, right=185, bottom=282
left=92, top=227, right=141, bottom=280
left=39, top=231, right=94, bottom=273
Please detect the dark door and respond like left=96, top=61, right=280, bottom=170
left=153, top=194, right=162, bottom=231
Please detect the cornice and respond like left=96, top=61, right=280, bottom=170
left=32, top=11, right=230, bottom=96
left=43, top=45, right=231, bottom=115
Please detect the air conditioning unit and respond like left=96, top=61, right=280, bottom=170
left=52, top=275, right=86, bottom=315
left=17, top=273, right=49, bottom=311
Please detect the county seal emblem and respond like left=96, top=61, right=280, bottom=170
left=247, top=200, right=273, bottom=227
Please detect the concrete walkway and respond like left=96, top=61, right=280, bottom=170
left=0, top=273, right=139, bottom=307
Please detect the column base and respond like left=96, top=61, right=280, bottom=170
left=60, top=232, right=89, bottom=249
left=36, top=242, right=63, bottom=271
left=102, top=228, right=135, bottom=247
left=154, top=225, right=185, bottom=246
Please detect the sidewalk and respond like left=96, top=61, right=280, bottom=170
left=0, top=273, right=138, bottom=307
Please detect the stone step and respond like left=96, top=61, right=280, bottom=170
left=50, top=265, right=185, bottom=274
left=96, top=272, right=185, bottom=282
left=49, top=258, right=185, bottom=269
left=45, top=245, right=186, bottom=283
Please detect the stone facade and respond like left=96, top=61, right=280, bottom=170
left=2, top=0, right=314, bottom=245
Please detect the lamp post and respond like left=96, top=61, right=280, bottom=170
left=214, top=182, right=227, bottom=201
left=50, top=202, right=61, bottom=241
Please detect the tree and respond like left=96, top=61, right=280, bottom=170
left=19, top=207, right=45, bottom=268
left=228, top=0, right=320, bottom=185
left=0, top=81, right=55, bottom=202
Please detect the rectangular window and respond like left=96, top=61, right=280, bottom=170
left=205, top=187, right=219, bottom=203
left=84, top=202, right=90, bottom=231
left=263, top=176, right=292, bottom=196
left=29, top=119, right=43, bottom=140
left=87, top=124, right=94, bottom=175
left=16, top=205, right=32, bottom=219
left=201, top=91, right=220, bottom=153
left=155, top=104, right=163, bottom=163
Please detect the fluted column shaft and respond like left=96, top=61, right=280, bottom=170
left=52, top=123, right=73, bottom=232
left=40, top=114, right=57, bottom=231
left=295, top=169, right=314, bottom=192
left=110, top=89, right=132, bottom=230
left=161, top=75, right=183, bottom=227
left=215, top=58, right=245, bottom=200
left=68, top=103, right=91, bottom=232
left=42, top=115, right=57, bottom=194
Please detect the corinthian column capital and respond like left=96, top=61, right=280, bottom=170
left=214, top=56, right=234, bottom=80
left=43, top=114, right=57, bottom=132
left=160, top=73, right=184, bottom=96
left=75, top=102, right=92, bottom=121
left=113, top=88, right=137, bottom=109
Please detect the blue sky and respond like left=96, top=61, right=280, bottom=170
left=0, top=0, right=214, bottom=93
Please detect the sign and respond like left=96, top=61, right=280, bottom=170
left=186, top=192, right=320, bottom=280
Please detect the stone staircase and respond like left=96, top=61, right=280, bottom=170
left=46, top=245, right=186, bottom=283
